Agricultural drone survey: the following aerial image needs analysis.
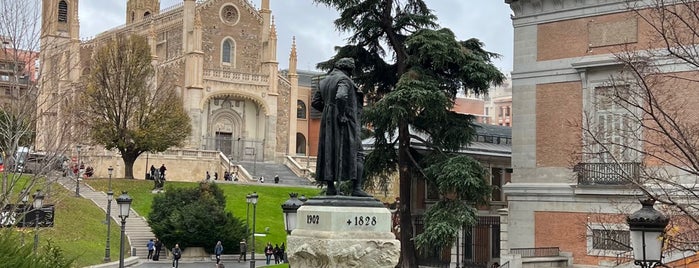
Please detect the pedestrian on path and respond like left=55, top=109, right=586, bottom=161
left=172, top=243, right=182, bottom=268
left=238, top=239, right=247, bottom=262
left=214, top=241, right=223, bottom=264
left=153, top=238, right=163, bottom=261
left=264, top=242, right=274, bottom=265
left=147, top=239, right=155, bottom=260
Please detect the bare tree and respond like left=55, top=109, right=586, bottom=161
left=0, top=0, right=79, bottom=229
left=577, top=0, right=699, bottom=253
left=80, top=34, right=191, bottom=179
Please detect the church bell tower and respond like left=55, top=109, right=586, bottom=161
left=126, top=0, right=160, bottom=24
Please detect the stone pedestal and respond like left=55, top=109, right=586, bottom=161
left=287, top=196, right=400, bottom=268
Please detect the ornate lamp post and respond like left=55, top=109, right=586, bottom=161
left=32, top=189, right=44, bottom=254
left=249, top=192, right=258, bottom=268
left=627, top=199, right=669, bottom=268
left=104, top=166, right=114, bottom=262
left=116, top=192, right=132, bottom=268
left=246, top=193, right=251, bottom=239
left=281, top=193, right=305, bottom=235
left=20, top=188, right=28, bottom=246
left=76, top=145, right=82, bottom=197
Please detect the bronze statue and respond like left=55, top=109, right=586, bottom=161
left=312, top=58, right=370, bottom=197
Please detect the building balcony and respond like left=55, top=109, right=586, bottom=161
left=573, top=162, right=640, bottom=185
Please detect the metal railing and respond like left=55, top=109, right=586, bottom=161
left=499, top=261, right=510, bottom=268
left=510, top=247, right=560, bottom=258
left=573, top=162, right=640, bottom=185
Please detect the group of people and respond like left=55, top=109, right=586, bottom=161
left=206, top=170, right=237, bottom=181
left=146, top=238, right=183, bottom=268
left=264, top=242, right=286, bottom=265
left=150, top=164, right=167, bottom=189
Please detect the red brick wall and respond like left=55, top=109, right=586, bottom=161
left=535, top=211, right=621, bottom=265
left=535, top=82, right=582, bottom=167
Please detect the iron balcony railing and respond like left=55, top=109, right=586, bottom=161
left=510, top=247, right=560, bottom=258
left=573, top=162, right=641, bottom=185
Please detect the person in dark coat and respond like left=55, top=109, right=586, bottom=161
left=153, top=238, right=163, bottom=261
left=311, top=57, right=369, bottom=197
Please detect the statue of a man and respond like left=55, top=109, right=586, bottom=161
left=312, top=58, right=370, bottom=197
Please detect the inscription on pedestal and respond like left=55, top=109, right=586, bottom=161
left=297, top=205, right=391, bottom=233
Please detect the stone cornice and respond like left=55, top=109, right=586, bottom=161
left=506, top=0, right=630, bottom=25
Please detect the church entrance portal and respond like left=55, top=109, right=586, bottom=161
left=215, top=132, right=233, bottom=156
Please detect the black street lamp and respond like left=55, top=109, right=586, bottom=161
left=627, top=199, right=669, bottom=268
left=246, top=193, right=251, bottom=239
left=20, top=188, right=28, bottom=246
left=281, top=193, right=306, bottom=235
left=249, top=192, right=258, bottom=268
left=76, top=145, right=82, bottom=197
left=105, top=166, right=115, bottom=261
left=116, top=191, right=132, bottom=268
left=32, top=189, right=44, bottom=254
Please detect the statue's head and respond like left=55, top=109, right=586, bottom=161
left=334, top=58, right=355, bottom=72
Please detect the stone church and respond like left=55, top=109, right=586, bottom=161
left=38, top=0, right=316, bottom=167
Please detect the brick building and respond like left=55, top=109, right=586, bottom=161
left=503, top=0, right=699, bottom=267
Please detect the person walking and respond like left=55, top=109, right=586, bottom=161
left=146, top=239, right=155, bottom=260
left=273, top=244, right=281, bottom=264
left=214, top=241, right=223, bottom=264
left=264, top=242, right=274, bottom=265
left=172, top=243, right=182, bottom=268
left=159, top=164, right=167, bottom=180
left=153, top=238, right=163, bottom=261
left=238, top=239, right=247, bottom=262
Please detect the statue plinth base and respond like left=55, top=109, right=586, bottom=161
left=287, top=196, right=400, bottom=268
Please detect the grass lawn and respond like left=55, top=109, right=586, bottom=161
left=5, top=176, right=126, bottom=267
left=86, top=179, right=321, bottom=255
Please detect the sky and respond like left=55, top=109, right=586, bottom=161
left=78, top=0, right=514, bottom=73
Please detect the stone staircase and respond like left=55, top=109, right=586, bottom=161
left=238, top=161, right=314, bottom=187
left=53, top=175, right=159, bottom=260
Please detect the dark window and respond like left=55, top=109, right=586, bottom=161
left=491, top=168, right=503, bottom=201
left=131, top=11, right=135, bottom=22
left=222, top=39, right=233, bottom=63
left=505, top=106, right=511, bottom=116
left=297, top=100, right=307, bottom=119
left=592, top=229, right=630, bottom=251
left=58, top=0, right=68, bottom=22
left=144, top=11, right=151, bottom=18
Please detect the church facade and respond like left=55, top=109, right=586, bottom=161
left=38, top=0, right=310, bottom=163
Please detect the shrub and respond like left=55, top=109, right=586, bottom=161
left=0, top=230, right=74, bottom=268
left=148, top=182, right=246, bottom=254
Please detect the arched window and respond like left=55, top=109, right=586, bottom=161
left=296, top=133, right=307, bottom=155
left=221, top=39, right=235, bottom=65
left=297, top=100, right=307, bottom=119
left=144, top=11, right=151, bottom=18
left=131, top=11, right=135, bottom=22
left=58, top=0, right=68, bottom=22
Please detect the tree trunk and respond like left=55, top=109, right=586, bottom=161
left=122, top=153, right=137, bottom=179
left=398, top=122, right=417, bottom=268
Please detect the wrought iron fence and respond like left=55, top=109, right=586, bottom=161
left=573, top=162, right=640, bottom=185
left=510, top=247, right=560, bottom=258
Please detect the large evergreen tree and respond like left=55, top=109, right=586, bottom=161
left=314, top=1, right=505, bottom=266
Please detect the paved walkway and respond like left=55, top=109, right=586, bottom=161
left=54, top=174, right=156, bottom=261
left=134, top=258, right=276, bottom=268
